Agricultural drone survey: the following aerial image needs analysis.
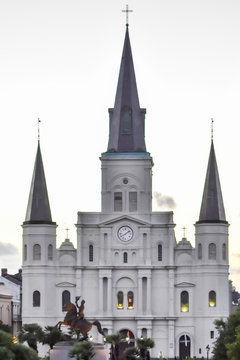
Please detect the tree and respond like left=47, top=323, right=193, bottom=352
left=0, top=329, right=39, bottom=360
left=105, top=333, right=124, bottom=360
left=212, top=308, right=240, bottom=360
left=18, top=323, right=44, bottom=353
left=226, top=325, right=240, bottom=360
left=69, top=340, right=95, bottom=360
left=41, top=325, right=66, bottom=350
left=123, top=338, right=155, bottom=360
left=0, top=320, right=12, bottom=333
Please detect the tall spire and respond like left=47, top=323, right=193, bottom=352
left=107, top=26, right=146, bottom=153
left=197, top=140, right=227, bottom=224
left=24, top=143, right=54, bottom=224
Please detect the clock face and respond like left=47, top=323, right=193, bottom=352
left=117, top=226, right=133, bottom=242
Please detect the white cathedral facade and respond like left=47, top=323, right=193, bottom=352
left=22, top=25, right=230, bottom=359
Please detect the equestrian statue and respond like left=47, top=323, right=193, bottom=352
left=57, top=296, right=104, bottom=340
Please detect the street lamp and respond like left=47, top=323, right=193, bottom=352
left=206, top=344, right=210, bottom=360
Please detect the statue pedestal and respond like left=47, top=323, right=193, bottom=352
left=50, top=341, right=107, bottom=360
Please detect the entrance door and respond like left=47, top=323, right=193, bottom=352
left=179, top=335, right=190, bottom=359
left=117, top=329, right=135, bottom=360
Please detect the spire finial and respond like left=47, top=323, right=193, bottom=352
left=122, top=4, right=133, bottom=26
left=211, top=118, right=214, bottom=141
left=38, top=117, right=41, bottom=143
left=65, top=227, right=70, bottom=239
left=182, top=226, right=187, bottom=238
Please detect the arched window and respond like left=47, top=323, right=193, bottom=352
left=222, top=244, right=227, bottom=260
left=89, top=245, right=93, bottom=262
left=62, top=290, right=71, bottom=310
left=48, top=244, right=53, bottom=260
left=33, top=244, right=41, bottom=260
left=123, top=252, right=128, bottom=263
left=127, top=291, right=134, bottom=309
left=24, top=244, right=27, bottom=261
left=158, top=244, right=162, bottom=261
left=141, top=328, right=147, bottom=338
left=209, top=243, right=216, bottom=260
left=209, top=291, right=216, bottom=307
left=180, top=291, right=189, bottom=312
left=33, top=291, right=40, bottom=307
left=103, top=328, right=108, bottom=336
left=198, top=244, right=202, bottom=260
left=117, top=291, right=124, bottom=309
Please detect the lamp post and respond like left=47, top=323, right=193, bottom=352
left=206, top=344, right=210, bottom=360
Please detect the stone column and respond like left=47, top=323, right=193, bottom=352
left=168, top=320, right=175, bottom=358
left=138, top=274, right=142, bottom=314
left=99, top=275, right=103, bottom=313
left=147, top=274, right=152, bottom=314
left=107, top=274, right=112, bottom=314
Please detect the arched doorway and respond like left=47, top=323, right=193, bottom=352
left=179, top=335, right=190, bottom=359
left=117, top=329, right=135, bottom=360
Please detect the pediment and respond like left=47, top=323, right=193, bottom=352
left=175, top=282, right=195, bottom=288
left=56, top=282, right=76, bottom=288
left=99, top=215, right=150, bottom=227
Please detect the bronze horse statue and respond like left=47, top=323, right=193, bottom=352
left=57, top=302, right=104, bottom=339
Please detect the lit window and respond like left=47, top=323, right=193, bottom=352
left=198, top=244, right=202, bottom=260
left=62, top=290, right=71, bottom=310
left=181, top=291, right=189, bottom=312
left=208, top=243, right=216, bottom=260
left=24, top=244, right=27, bottom=261
left=33, top=291, right=40, bottom=307
left=129, top=192, right=137, bottom=212
left=127, top=291, right=134, bottom=309
left=48, top=244, right=53, bottom=260
left=158, top=244, right=162, bottom=261
left=209, top=291, right=216, bottom=307
left=114, top=192, right=123, bottom=212
left=33, top=244, right=41, bottom=260
left=89, top=245, right=93, bottom=262
left=222, top=244, right=226, bottom=260
left=117, top=291, right=124, bottom=309
left=123, top=252, right=128, bottom=263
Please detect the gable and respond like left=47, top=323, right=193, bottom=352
left=55, top=282, right=76, bottom=287
left=99, top=214, right=150, bottom=227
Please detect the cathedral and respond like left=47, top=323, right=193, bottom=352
left=22, top=24, right=230, bottom=359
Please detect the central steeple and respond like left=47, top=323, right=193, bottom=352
left=107, top=26, right=146, bottom=153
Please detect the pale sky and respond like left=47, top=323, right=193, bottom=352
left=1, top=0, right=240, bottom=290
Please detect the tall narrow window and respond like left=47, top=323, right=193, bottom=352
left=209, top=243, right=216, bottom=260
left=24, top=244, right=27, bottom=261
left=129, top=192, right=137, bottom=212
left=158, top=244, right=162, bottom=261
left=33, top=244, right=41, bottom=260
left=117, top=291, right=124, bottom=309
left=222, top=244, right=227, bottom=260
left=120, top=106, right=132, bottom=134
left=198, top=244, right=202, bottom=260
left=123, top=252, right=128, bottom=263
left=114, top=192, right=123, bottom=211
left=209, top=291, right=216, bottom=307
left=62, top=290, right=71, bottom=310
left=48, top=244, right=53, bottom=260
left=127, top=291, right=134, bottom=309
left=180, top=291, right=189, bottom=312
left=89, top=245, right=93, bottom=262
left=33, top=291, right=40, bottom=307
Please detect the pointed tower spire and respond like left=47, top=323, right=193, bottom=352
left=24, top=143, right=54, bottom=224
left=197, top=140, right=227, bottom=224
left=107, top=26, right=146, bottom=153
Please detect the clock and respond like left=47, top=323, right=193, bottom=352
left=117, top=226, right=133, bottom=242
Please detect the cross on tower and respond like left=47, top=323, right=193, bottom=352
left=122, top=4, right=133, bottom=26
left=182, top=226, right=187, bottom=238
left=211, top=118, right=214, bottom=140
left=65, top=227, right=70, bottom=239
left=38, top=117, right=41, bottom=143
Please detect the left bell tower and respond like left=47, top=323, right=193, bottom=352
left=22, top=140, right=57, bottom=324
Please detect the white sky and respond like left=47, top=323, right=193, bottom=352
left=0, top=0, right=240, bottom=290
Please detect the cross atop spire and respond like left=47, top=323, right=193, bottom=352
left=38, top=118, right=41, bottom=143
left=211, top=118, right=214, bottom=141
left=122, top=4, right=133, bottom=26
